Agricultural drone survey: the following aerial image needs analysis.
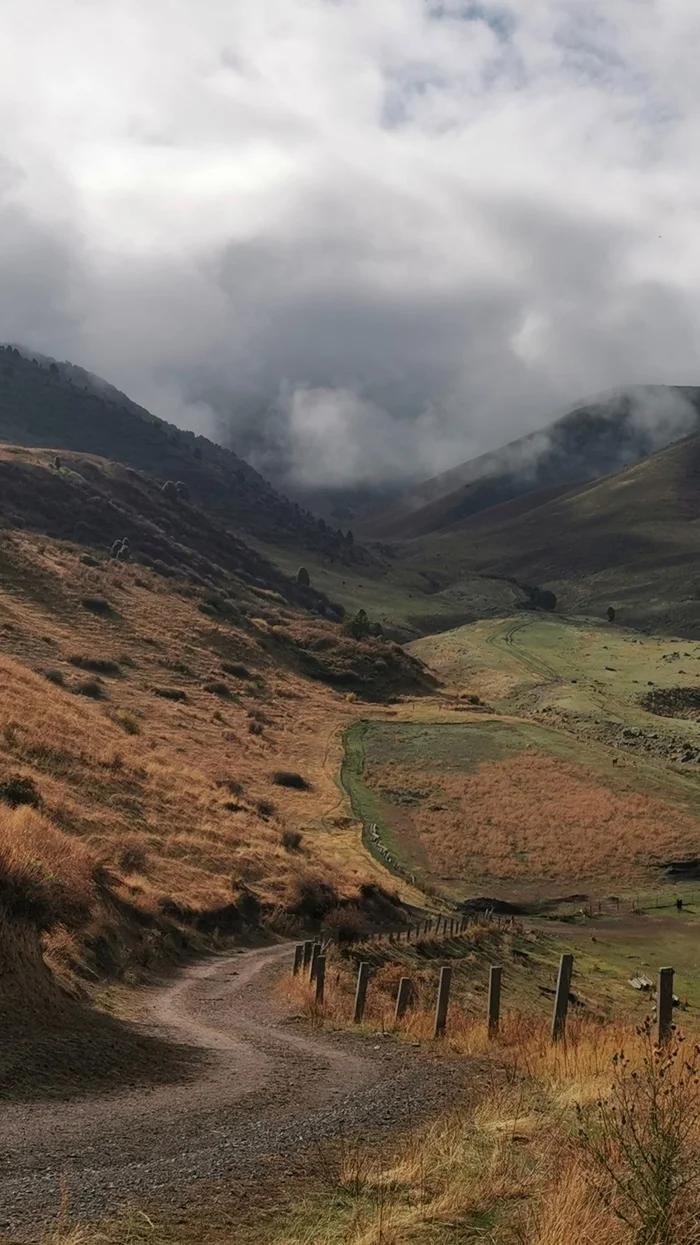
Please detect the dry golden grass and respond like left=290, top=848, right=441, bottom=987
left=367, top=750, right=700, bottom=889
left=0, top=530, right=416, bottom=1003
left=276, top=964, right=700, bottom=1245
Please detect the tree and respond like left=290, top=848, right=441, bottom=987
left=175, top=480, right=190, bottom=501
left=607, top=606, right=616, bottom=623
left=348, top=608, right=371, bottom=640
left=161, top=480, right=178, bottom=501
left=346, top=529, right=354, bottom=545
left=296, top=566, right=311, bottom=588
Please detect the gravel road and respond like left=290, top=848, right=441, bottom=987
left=0, top=944, right=473, bottom=1232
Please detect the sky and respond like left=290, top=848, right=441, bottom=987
left=2, top=0, right=700, bottom=491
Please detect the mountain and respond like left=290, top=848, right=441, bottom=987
left=0, top=345, right=362, bottom=566
left=392, top=427, right=700, bottom=636
left=362, top=386, right=700, bottom=540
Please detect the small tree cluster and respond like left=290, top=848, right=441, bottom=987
left=110, top=537, right=130, bottom=561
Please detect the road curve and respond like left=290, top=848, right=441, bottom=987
left=0, top=943, right=470, bottom=1231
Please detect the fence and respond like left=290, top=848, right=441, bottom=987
left=292, top=944, right=677, bottom=1046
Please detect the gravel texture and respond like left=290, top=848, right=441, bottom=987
left=0, top=944, right=473, bottom=1232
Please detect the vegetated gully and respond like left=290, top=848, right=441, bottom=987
left=0, top=944, right=472, bottom=1231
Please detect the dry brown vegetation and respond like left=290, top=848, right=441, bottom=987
left=275, top=956, right=700, bottom=1245
left=366, top=750, right=700, bottom=892
left=0, top=504, right=426, bottom=1088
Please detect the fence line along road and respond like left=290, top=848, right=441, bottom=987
left=290, top=946, right=678, bottom=1047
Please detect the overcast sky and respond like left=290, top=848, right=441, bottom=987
left=2, top=1, right=700, bottom=490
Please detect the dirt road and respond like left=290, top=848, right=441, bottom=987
left=0, top=944, right=470, bottom=1231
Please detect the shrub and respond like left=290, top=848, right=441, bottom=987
left=281, top=829, right=303, bottom=852
left=296, top=566, right=311, bottom=588
left=248, top=720, right=264, bottom=736
left=81, top=596, right=113, bottom=616
left=578, top=1020, right=700, bottom=1244
left=43, top=668, right=65, bottom=687
left=118, top=845, right=147, bottom=874
left=174, top=480, right=190, bottom=501
left=322, top=905, right=371, bottom=943
left=0, top=774, right=42, bottom=809
left=69, top=656, right=121, bottom=676
left=217, top=778, right=244, bottom=796
left=221, top=662, right=251, bottom=679
left=74, top=678, right=105, bottom=699
left=161, top=480, right=178, bottom=501
left=114, top=710, right=140, bottom=735
left=272, top=771, right=311, bottom=791
left=153, top=686, right=188, bottom=702
left=347, top=608, right=371, bottom=640
left=289, top=874, right=339, bottom=920
left=202, top=680, right=230, bottom=697
left=80, top=554, right=99, bottom=567
left=256, top=799, right=276, bottom=819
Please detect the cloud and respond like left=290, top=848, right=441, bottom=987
left=2, top=1, right=700, bottom=490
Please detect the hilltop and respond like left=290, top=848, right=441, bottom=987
left=362, top=385, right=700, bottom=540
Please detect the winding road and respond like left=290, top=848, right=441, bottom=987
left=0, top=944, right=471, bottom=1231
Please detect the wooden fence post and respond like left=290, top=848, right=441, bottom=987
left=394, top=977, right=413, bottom=1024
left=354, top=962, right=370, bottom=1023
left=488, top=965, right=502, bottom=1038
left=434, top=966, right=452, bottom=1038
left=309, top=942, right=322, bottom=982
left=293, top=944, right=304, bottom=975
left=315, top=955, right=326, bottom=1004
left=657, top=967, right=674, bottom=1046
left=551, top=954, right=574, bottom=1042
left=302, top=940, right=313, bottom=972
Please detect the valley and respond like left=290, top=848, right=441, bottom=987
left=2, top=360, right=700, bottom=1243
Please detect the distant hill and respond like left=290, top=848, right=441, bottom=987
left=0, top=345, right=362, bottom=566
left=363, top=386, right=700, bottom=540
left=395, top=428, right=700, bottom=636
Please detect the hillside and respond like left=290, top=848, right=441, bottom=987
left=402, top=428, right=700, bottom=634
left=363, top=385, right=700, bottom=540
left=0, top=445, right=437, bottom=1095
left=0, top=345, right=364, bottom=566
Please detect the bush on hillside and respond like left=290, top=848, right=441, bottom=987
left=281, top=829, right=303, bottom=852
left=272, top=771, right=311, bottom=791
left=322, top=905, right=371, bottom=944
left=81, top=596, right=113, bottom=616
left=69, top=656, right=121, bottom=676
left=202, top=680, right=230, bottom=697
left=161, top=480, right=178, bottom=501
left=289, top=873, right=339, bottom=920
left=74, top=678, right=105, bottom=699
left=346, top=608, right=371, bottom=640
left=221, top=661, right=251, bottom=679
left=0, top=774, right=42, bottom=809
left=296, top=566, right=311, bottom=588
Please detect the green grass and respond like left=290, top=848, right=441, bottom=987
left=341, top=722, right=417, bottom=881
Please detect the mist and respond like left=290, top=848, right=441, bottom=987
left=3, top=1, right=700, bottom=493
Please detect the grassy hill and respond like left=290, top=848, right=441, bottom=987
left=0, top=345, right=365, bottom=567
left=362, top=385, right=700, bottom=540
left=398, top=429, right=700, bottom=635
left=0, top=443, right=439, bottom=1096
left=294, top=428, right=700, bottom=641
